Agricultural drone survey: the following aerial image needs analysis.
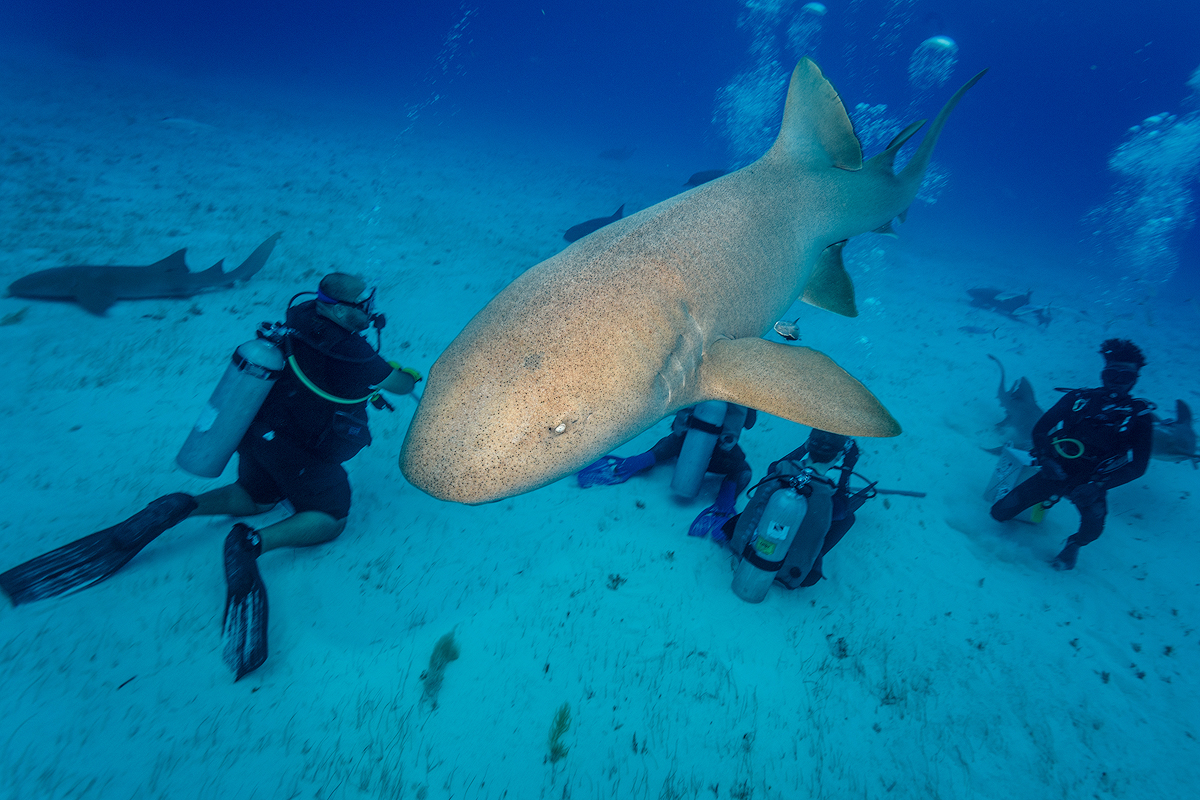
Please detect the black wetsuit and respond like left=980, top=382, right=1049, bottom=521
left=237, top=301, right=393, bottom=520
left=990, top=387, right=1153, bottom=546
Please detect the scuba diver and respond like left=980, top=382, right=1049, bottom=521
left=990, top=339, right=1153, bottom=571
left=0, top=273, right=421, bottom=680
left=577, top=402, right=756, bottom=540
left=724, top=428, right=873, bottom=600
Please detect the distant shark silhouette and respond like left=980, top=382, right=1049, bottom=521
left=563, top=205, right=625, bottom=243
left=1152, top=400, right=1198, bottom=468
left=400, top=59, right=985, bottom=504
left=968, top=287, right=1051, bottom=326
left=7, top=233, right=281, bottom=315
left=987, top=354, right=1043, bottom=451
left=684, top=169, right=729, bottom=187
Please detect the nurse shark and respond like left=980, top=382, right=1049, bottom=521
left=401, top=59, right=985, bottom=503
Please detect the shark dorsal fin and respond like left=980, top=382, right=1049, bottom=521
left=150, top=249, right=189, bottom=273
left=767, top=58, right=862, bottom=171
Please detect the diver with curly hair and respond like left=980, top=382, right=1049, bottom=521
left=990, top=339, right=1154, bottom=570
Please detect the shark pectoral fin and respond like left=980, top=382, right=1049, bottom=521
left=76, top=283, right=117, bottom=315
left=768, top=58, right=863, bottom=171
left=700, top=338, right=900, bottom=437
left=801, top=240, right=858, bottom=317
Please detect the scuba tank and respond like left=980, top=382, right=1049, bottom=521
left=671, top=401, right=730, bottom=498
left=984, top=446, right=1049, bottom=524
left=732, top=474, right=812, bottom=603
left=176, top=334, right=286, bottom=478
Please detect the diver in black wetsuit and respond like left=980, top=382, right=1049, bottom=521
left=990, top=339, right=1154, bottom=571
left=723, top=428, right=868, bottom=589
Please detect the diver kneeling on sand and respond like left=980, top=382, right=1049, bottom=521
left=0, top=273, right=421, bottom=680
left=989, top=339, right=1153, bottom=571
left=577, top=401, right=756, bottom=539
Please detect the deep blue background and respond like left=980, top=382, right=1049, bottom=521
left=3, top=0, right=1198, bottom=292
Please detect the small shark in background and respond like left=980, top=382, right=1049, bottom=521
left=1152, top=400, right=1198, bottom=468
left=598, top=146, right=636, bottom=162
left=7, top=232, right=281, bottom=315
left=987, top=354, right=1043, bottom=451
left=968, top=287, right=1052, bottom=326
left=563, top=205, right=625, bottom=243
left=684, top=169, right=729, bottom=187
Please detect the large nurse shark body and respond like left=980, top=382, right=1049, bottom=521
left=402, top=59, right=985, bottom=503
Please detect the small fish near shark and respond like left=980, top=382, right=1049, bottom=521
left=563, top=204, right=625, bottom=243
left=7, top=233, right=281, bottom=315
left=401, top=59, right=987, bottom=504
left=986, top=354, right=1198, bottom=467
left=967, top=287, right=1052, bottom=326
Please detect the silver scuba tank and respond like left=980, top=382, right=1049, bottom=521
left=176, top=336, right=286, bottom=478
left=732, top=485, right=809, bottom=603
left=671, top=400, right=728, bottom=498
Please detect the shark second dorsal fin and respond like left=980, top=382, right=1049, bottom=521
left=151, top=249, right=189, bottom=273
left=766, top=58, right=862, bottom=171
left=698, top=338, right=900, bottom=437
left=801, top=240, right=858, bottom=317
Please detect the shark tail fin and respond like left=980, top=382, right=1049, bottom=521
left=898, top=68, right=988, bottom=185
left=766, top=59, right=863, bottom=171
left=227, top=232, right=282, bottom=282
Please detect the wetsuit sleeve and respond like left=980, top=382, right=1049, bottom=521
left=1100, top=411, right=1154, bottom=489
left=1032, top=392, right=1075, bottom=455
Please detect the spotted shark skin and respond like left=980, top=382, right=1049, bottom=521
left=401, top=60, right=985, bottom=503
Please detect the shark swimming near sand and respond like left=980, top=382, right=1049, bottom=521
left=7, top=232, right=281, bottom=315
left=987, top=354, right=1044, bottom=451
left=400, top=59, right=986, bottom=504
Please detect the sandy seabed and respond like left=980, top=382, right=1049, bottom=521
left=1, top=49, right=1198, bottom=800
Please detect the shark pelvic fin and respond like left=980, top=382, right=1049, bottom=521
left=699, top=338, right=900, bottom=437
left=767, top=58, right=862, bottom=171
left=801, top=240, right=858, bottom=317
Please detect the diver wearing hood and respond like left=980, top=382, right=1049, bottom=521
left=990, top=339, right=1154, bottom=571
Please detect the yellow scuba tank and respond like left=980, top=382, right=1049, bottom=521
left=176, top=334, right=286, bottom=478
left=670, top=401, right=729, bottom=498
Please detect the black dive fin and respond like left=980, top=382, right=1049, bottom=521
left=0, top=493, right=197, bottom=606
left=221, top=524, right=269, bottom=681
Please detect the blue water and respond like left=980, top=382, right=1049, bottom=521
left=2, top=2, right=1198, bottom=797
left=5, top=0, right=1200, bottom=293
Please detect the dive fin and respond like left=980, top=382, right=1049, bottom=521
left=0, top=493, right=197, bottom=605
left=699, top=338, right=900, bottom=437
left=801, top=240, right=858, bottom=317
left=221, top=524, right=268, bottom=681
